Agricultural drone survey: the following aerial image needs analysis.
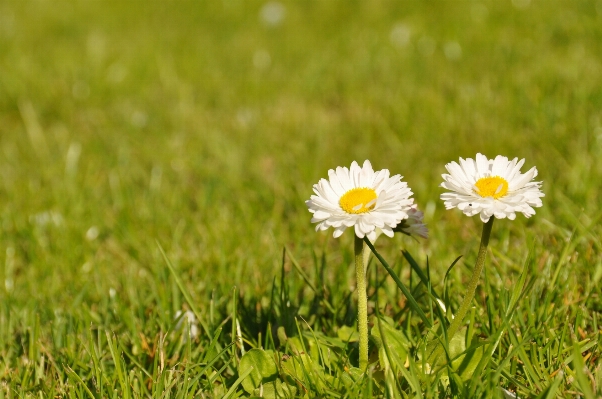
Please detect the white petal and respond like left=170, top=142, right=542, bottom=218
left=327, top=169, right=346, bottom=196
left=475, top=153, right=492, bottom=176
left=333, top=227, right=346, bottom=238
left=381, top=227, right=394, bottom=237
left=359, top=160, right=375, bottom=187
left=335, top=166, right=352, bottom=191
left=509, top=166, right=537, bottom=190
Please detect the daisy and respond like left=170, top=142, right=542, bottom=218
left=306, top=160, right=414, bottom=241
left=440, top=153, right=544, bottom=223
left=394, top=204, right=429, bottom=239
left=429, top=153, right=543, bottom=364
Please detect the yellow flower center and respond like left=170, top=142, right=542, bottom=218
left=474, top=176, right=509, bottom=199
left=339, top=187, right=378, bottom=214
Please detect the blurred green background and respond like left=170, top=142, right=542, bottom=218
left=1, top=0, right=601, bottom=303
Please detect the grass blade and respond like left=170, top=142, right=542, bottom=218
left=222, top=366, right=254, bottom=399
left=157, top=241, right=211, bottom=338
left=364, top=238, right=432, bottom=328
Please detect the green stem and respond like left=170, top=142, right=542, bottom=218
left=355, top=235, right=369, bottom=370
left=429, top=217, right=494, bottom=364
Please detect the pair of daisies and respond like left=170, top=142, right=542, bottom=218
left=306, top=154, right=544, bottom=240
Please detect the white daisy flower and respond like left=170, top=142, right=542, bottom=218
left=440, top=153, right=544, bottom=223
left=394, top=204, right=429, bottom=238
left=174, top=310, right=199, bottom=340
left=306, top=160, right=414, bottom=240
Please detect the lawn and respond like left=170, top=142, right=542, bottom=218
left=0, top=0, right=601, bottom=397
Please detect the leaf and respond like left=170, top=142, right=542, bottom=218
left=238, top=349, right=279, bottom=394
left=332, top=367, right=366, bottom=395
left=372, top=317, right=421, bottom=393
left=252, top=379, right=297, bottom=399
left=337, top=325, right=359, bottom=343
left=281, top=353, right=327, bottom=392
left=447, top=328, right=465, bottom=361
left=446, top=328, right=485, bottom=381
left=281, top=353, right=313, bottom=381
left=296, top=330, right=346, bottom=371
left=287, top=336, right=306, bottom=355
left=371, top=317, right=410, bottom=372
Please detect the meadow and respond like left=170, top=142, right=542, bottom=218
left=0, top=1, right=601, bottom=397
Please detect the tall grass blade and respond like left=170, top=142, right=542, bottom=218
left=158, top=241, right=211, bottom=338
left=365, top=238, right=432, bottom=328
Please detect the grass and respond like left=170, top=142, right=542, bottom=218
left=0, top=0, right=601, bottom=397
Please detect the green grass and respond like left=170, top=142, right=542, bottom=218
left=0, top=0, right=601, bottom=397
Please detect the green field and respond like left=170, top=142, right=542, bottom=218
left=1, top=1, right=601, bottom=397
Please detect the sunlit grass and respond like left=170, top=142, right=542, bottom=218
left=0, top=0, right=601, bottom=397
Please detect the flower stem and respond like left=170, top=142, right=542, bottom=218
left=355, top=235, right=369, bottom=370
left=429, top=217, right=494, bottom=364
